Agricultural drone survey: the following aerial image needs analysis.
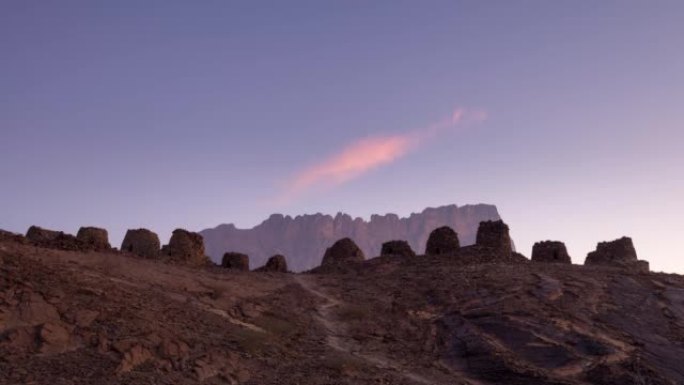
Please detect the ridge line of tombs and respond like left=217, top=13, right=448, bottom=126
left=0, top=220, right=649, bottom=273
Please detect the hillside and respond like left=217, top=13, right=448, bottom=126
left=200, top=204, right=503, bottom=272
left=1, top=234, right=683, bottom=384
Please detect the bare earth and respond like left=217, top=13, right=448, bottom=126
left=2, top=239, right=684, bottom=384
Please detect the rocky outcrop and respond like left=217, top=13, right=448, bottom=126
left=255, top=255, right=288, bottom=272
left=425, top=226, right=460, bottom=255
left=167, top=229, right=206, bottom=266
left=476, top=220, right=513, bottom=256
left=321, top=238, right=365, bottom=266
left=76, top=227, right=111, bottom=251
left=531, top=241, right=571, bottom=264
left=121, top=229, right=160, bottom=259
left=584, top=237, right=649, bottom=272
left=380, top=240, right=416, bottom=258
left=221, top=252, right=249, bottom=271
left=200, top=204, right=505, bottom=271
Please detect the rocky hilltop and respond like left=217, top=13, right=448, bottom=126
left=1, top=221, right=682, bottom=385
left=200, top=204, right=503, bottom=271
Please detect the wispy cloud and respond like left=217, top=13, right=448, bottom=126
left=278, top=107, right=486, bottom=202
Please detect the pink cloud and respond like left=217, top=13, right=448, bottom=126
left=289, top=135, right=415, bottom=194
left=279, top=107, right=486, bottom=202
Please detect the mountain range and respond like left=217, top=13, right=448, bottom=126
left=200, top=203, right=505, bottom=271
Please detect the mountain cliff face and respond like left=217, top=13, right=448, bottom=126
left=199, top=204, right=504, bottom=271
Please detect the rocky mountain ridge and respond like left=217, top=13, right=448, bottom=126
left=200, top=203, right=504, bottom=271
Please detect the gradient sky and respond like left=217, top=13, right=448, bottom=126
left=1, top=1, right=683, bottom=273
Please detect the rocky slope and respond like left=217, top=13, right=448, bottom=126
left=200, top=204, right=503, bottom=271
left=1, top=233, right=684, bottom=384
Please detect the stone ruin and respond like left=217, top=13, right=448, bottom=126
left=531, top=241, right=571, bottom=264
left=222, top=252, right=250, bottom=271
left=476, top=220, right=513, bottom=256
left=166, top=229, right=208, bottom=266
left=0, top=229, right=27, bottom=244
left=584, top=237, right=649, bottom=272
left=255, top=254, right=288, bottom=273
left=121, top=229, right=160, bottom=259
left=381, top=240, right=416, bottom=258
left=321, top=238, right=365, bottom=266
left=25, top=226, right=81, bottom=251
left=76, top=227, right=111, bottom=251
left=425, top=226, right=460, bottom=255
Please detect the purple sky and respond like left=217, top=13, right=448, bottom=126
left=1, top=1, right=683, bottom=272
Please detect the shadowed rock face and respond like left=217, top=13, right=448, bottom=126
left=531, top=241, right=571, bottom=264
left=221, top=252, right=249, bottom=271
left=121, top=229, right=160, bottom=259
left=322, top=238, right=365, bottom=266
left=256, top=254, right=288, bottom=272
left=476, top=220, right=512, bottom=256
left=200, top=204, right=504, bottom=272
left=77, top=227, right=111, bottom=251
left=425, top=226, right=460, bottom=255
left=167, top=229, right=206, bottom=266
left=380, top=240, right=416, bottom=258
left=585, top=237, right=648, bottom=271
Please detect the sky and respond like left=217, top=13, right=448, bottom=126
left=1, top=1, right=683, bottom=273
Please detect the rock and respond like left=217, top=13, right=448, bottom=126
left=159, top=338, right=190, bottom=361
left=255, top=254, right=288, bottom=272
left=18, top=292, right=61, bottom=325
left=531, top=241, right=571, bottom=264
left=425, top=227, right=460, bottom=255
left=321, top=238, right=365, bottom=266
left=221, top=252, right=249, bottom=271
left=76, top=227, right=111, bottom=251
left=121, top=229, right=160, bottom=259
left=167, top=229, right=206, bottom=266
left=584, top=237, right=648, bottom=271
left=476, top=220, right=512, bottom=256
left=38, top=322, right=71, bottom=354
left=74, top=309, right=99, bottom=328
left=117, top=344, right=153, bottom=373
left=381, top=240, right=416, bottom=257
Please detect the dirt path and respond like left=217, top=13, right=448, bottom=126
left=293, top=274, right=440, bottom=385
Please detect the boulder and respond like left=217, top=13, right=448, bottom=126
left=425, top=227, right=460, bottom=255
left=221, top=252, right=250, bottom=271
left=584, top=237, right=648, bottom=271
left=531, top=241, right=571, bottom=264
left=381, top=240, right=416, bottom=258
left=76, top=227, right=111, bottom=251
left=321, top=238, right=365, bottom=266
left=167, top=229, right=206, bottom=266
left=256, top=254, right=288, bottom=272
left=476, top=220, right=512, bottom=256
left=121, top=229, right=160, bottom=259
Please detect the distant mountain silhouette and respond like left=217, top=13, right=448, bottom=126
left=199, top=204, right=505, bottom=271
